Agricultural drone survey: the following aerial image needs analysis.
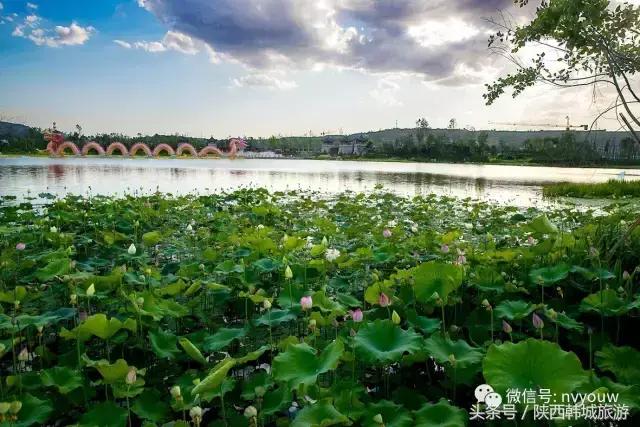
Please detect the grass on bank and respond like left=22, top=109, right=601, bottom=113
left=543, top=179, right=640, bottom=198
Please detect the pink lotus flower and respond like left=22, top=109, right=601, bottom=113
left=349, top=328, right=356, bottom=337
left=79, top=311, right=88, bottom=322
left=378, top=292, right=391, bottom=307
left=18, top=347, right=28, bottom=361
left=623, top=271, right=631, bottom=281
left=126, top=367, right=137, bottom=385
left=300, top=296, right=313, bottom=311
left=15, top=243, right=25, bottom=251
left=589, top=246, right=599, bottom=258
left=502, top=320, right=512, bottom=334
left=351, top=309, right=363, bottom=323
left=441, top=244, right=450, bottom=253
left=527, top=236, right=535, bottom=245
left=532, top=312, right=544, bottom=329
left=457, top=255, right=467, bottom=264
left=382, top=229, right=392, bottom=238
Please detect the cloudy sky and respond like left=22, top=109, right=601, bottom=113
left=0, top=0, right=638, bottom=137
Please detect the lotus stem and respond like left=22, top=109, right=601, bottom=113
left=221, top=394, right=228, bottom=427
left=126, top=385, right=132, bottom=427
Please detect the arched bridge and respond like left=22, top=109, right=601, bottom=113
left=46, top=138, right=248, bottom=158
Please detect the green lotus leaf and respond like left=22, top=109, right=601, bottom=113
left=203, top=327, right=247, bottom=352
left=470, top=266, right=505, bottom=293
left=40, top=365, right=83, bottom=394
left=199, top=377, right=237, bottom=403
left=273, top=340, right=344, bottom=389
left=362, top=400, right=413, bottom=427
left=529, top=263, right=570, bottom=285
left=215, top=260, right=244, bottom=274
left=236, top=345, right=269, bottom=364
left=311, top=290, right=346, bottom=315
left=178, top=338, right=207, bottom=365
left=0, top=308, right=73, bottom=331
left=103, top=231, right=126, bottom=245
left=263, top=385, right=292, bottom=415
left=570, top=265, right=616, bottom=281
left=142, top=231, right=162, bottom=247
left=82, top=356, right=132, bottom=383
left=424, top=334, right=485, bottom=368
left=206, top=282, right=230, bottom=292
left=494, top=300, right=534, bottom=321
left=292, top=401, right=349, bottom=427
left=239, top=291, right=273, bottom=304
left=354, top=320, right=422, bottom=364
left=131, top=389, right=169, bottom=423
left=80, top=402, right=128, bottom=427
left=192, top=358, right=236, bottom=395
left=595, top=344, right=640, bottom=385
left=413, top=399, right=468, bottom=427
left=528, top=214, right=558, bottom=233
left=255, top=309, right=296, bottom=327
left=575, top=374, right=640, bottom=410
left=0, top=286, right=41, bottom=305
left=60, top=314, right=137, bottom=342
left=483, top=339, right=588, bottom=408
left=411, top=262, right=463, bottom=303
left=9, top=393, right=53, bottom=427
left=278, top=283, right=309, bottom=309
left=112, top=378, right=146, bottom=398
left=184, top=281, right=202, bottom=296
left=336, top=293, right=361, bottom=308
left=253, top=258, right=282, bottom=272
left=148, top=328, right=181, bottom=359
left=546, top=310, right=583, bottom=333
left=159, top=279, right=189, bottom=296
left=36, top=258, right=71, bottom=281
left=405, top=310, right=441, bottom=334
left=580, top=290, right=640, bottom=316
left=364, top=282, right=393, bottom=305
left=310, top=244, right=327, bottom=257
left=241, top=370, right=274, bottom=400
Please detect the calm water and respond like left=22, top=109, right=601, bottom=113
left=0, top=157, right=636, bottom=205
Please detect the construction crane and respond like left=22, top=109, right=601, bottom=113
left=489, top=116, right=588, bottom=131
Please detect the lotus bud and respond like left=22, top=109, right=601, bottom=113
left=126, top=368, right=136, bottom=385
left=186, top=224, right=193, bottom=232
left=121, top=264, right=127, bottom=274
left=244, top=406, right=258, bottom=418
left=9, top=401, right=21, bottom=414
left=0, top=344, right=5, bottom=354
left=0, top=403, right=9, bottom=414
left=37, top=326, right=43, bottom=334
left=50, top=226, right=57, bottom=233
left=623, top=270, right=631, bottom=281
left=145, top=268, right=151, bottom=275
left=13, top=301, right=19, bottom=310
left=300, top=296, right=313, bottom=311
left=502, top=320, right=512, bottom=334
left=383, top=229, right=392, bottom=238
left=321, top=236, right=328, bottom=246
left=589, top=246, right=599, bottom=258
left=15, top=243, right=25, bottom=251
left=136, top=297, right=144, bottom=308
left=190, top=406, right=202, bottom=421
left=557, top=287, right=564, bottom=298
left=441, top=244, right=449, bottom=253
left=255, top=386, right=266, bottom=398
left=481, top=299, right=490, bottom=308
left=199, top=264, right=205, bottom=271
left=263, top=299, right=272, bottom=310
left=450, top=325, right=459, bottom=333
left=537, top=275, right=544, bottom=285
left=350, top=328, right=356, bottom=337
left=332, top=318, right=339, bottom=328
left=86, top=283, right=95, bottom=297
left=309, top=319, right=317, bottom=329
left=617, top=286, right=625, bottom=294
left=139, top=275, right=146, bottom=282
left=373, top=414, right=384, bottom=424
left=351, top=308, right=363, bottom=323
left=170, top=386, right=182, bottom=401
left=371, top=272, right=379, bottom=282
left=70, top=260, right=76, bottom=269
left=448, top=354, right=457, bottom=367
left=532, top=313, right=544, bottom=329
left=392, top=310, right=401, bottom=325
left=548, top=309, right=557, bottom=319
left=257, top=224, right=264, bottom=230
left=284, top=266, right=293, bottom=279
left=378, top=292, right=391, bottom=307
left=80, top=311, right=88, bottom=322
left=18, top=348, right=28, bottom=361
left=70, top=294, right=77, bottom=305
left=128, top=244, right=137, bottom=255
left=282, top=256, right=288, bottom=265
left=527, top=236, right=535, bottom=245
left=587, top=326, right=593, bottom=335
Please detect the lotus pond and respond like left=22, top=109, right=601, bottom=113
left=0, top=188, right=639, bottom=426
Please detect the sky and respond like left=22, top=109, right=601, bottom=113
left=0, top=0, right=638, bottom=138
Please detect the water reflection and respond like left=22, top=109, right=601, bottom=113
left=0, top=157, right=637, bottom=206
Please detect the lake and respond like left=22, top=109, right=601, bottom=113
left=0, top=156, right=636, bottom=205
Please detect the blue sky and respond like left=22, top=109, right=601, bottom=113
left=0, top=0, right=636, bottom=137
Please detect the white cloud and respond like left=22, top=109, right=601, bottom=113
left=26, top=2, right=37, bottom=9
left=230, top=73, right=297, bottom=90
left=11, top=25, right=23, bottom=37
left=163, top=31, right=200, bottom=54
left=370, top=75, right=403, bottom=107
left=5, top=16, right=13, bottom=22
left=0, top=2, right=3, bottom=10
left=55, top=23, right=94, bottom=45
left=113, top=39, right=132, bottom=48
left=25, top=14, right=38, bottom=25
left=133, top=41, right=166, bottom=52
left=408, top=19, right=480, bottom=48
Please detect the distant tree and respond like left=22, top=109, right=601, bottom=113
left=448, top=118, right=457, bottom=130
left=415, top=118, right=430, bottom=150
left=485, top=0, right=640, bottom=144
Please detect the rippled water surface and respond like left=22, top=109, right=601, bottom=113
left=0, top=157, right=636, bottom=205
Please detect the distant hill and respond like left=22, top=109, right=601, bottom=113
left=0, top=121, right=31, bottom=138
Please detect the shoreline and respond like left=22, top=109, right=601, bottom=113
left=1, top=153, right=640, bottom=170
